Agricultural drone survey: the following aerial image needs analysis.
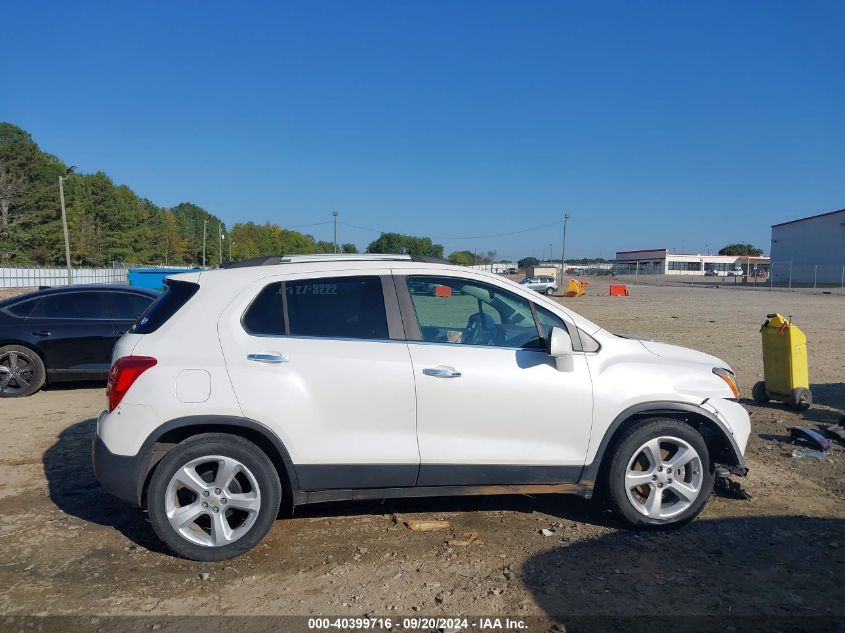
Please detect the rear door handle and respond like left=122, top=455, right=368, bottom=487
left=422, top=366, right=462, bottom=378
left=247, top=353, right=289, bottom=364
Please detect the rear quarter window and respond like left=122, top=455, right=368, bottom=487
left=2, top=297, right=40, bottom=318
left=132, top=280, right=199, bottom=334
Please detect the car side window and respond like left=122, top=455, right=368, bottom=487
left=534, top=305, right=568, bottom=345
left=286, top=276, right=388, bottom=340
left=29, top=291, right=107, bottom=319
left=4, top=298, right=39, bottom=318
left=242, top=282, right=285, bottom=335
left=406, top=276, right=541, bottom=348
left=108, top=292, right=155, bottom=320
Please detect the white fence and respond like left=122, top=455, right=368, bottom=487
left=0, top=267, right=130, bottom=288
left=468, top=262, right=517, bottom=273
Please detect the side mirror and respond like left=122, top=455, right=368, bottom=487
left=548, top=326, right=573, bottom=357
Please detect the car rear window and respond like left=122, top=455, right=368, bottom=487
left=132, top=280, right=199, bottom=334
left=30, top=291, right=108, bottom=319
left=240, top=276, right=388, bottom=340
left=108, top=292, right=156, bottom=320
left=286, top=276, right=388, bottom=340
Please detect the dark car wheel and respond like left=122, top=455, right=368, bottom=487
left=751, top=381, right=769, bottom=404
left=606, top=418, right=714, bottom=528
left=147, top=433, right=282, bottom=561
left=544, top=287, right=555, bottom=295
left=791, top=387, right=812, bottom=411
left=0, top=345, right=46, bottom=397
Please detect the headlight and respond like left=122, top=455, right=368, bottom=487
left=713, top=367, right=739, bottom=398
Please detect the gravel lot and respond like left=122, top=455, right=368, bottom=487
left=1, top=280, right=843, bottom=626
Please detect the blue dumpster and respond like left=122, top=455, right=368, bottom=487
left=128, top=268, right=197, bottom=291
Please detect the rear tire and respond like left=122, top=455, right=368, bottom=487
left=605, top=418, right=714, bottom=528
left=0, top=345, right=46, bottom=398
left=147, top=433, right=281, bottom=561
left=545, top=287, right=554, bottom=295
left=752, top=381, right=769, bottom=405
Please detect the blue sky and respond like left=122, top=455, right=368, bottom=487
left=4, top=1, right=844, bottom=260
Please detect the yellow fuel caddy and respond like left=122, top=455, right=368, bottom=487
left=752, top=313, right=812, bottom=410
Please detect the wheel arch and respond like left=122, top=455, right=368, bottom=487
left=581, top=401, right=746, bottom=487
left=138, top=415, right=302, bottom=508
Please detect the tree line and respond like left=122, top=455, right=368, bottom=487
left=0, top=123, right=365, bottom=268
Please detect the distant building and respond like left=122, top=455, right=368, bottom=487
left=614, top=248, right=770, bottom=276
left=770, top=208, right=845, bottom=284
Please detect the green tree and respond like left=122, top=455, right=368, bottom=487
left=341, top=243, right=358, bottom=253
left=366, top=232, right=444, bottom=258
left=448, top=250, right=485, bottom=266
left=718, top=243, right=763, bottom=256
left=517, top=256, right=539, bottom=269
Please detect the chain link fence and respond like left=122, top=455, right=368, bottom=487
left=610, top=262, right=845, bottom=294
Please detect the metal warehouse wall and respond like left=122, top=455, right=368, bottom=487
left=770, top=210, right=845, bottom=284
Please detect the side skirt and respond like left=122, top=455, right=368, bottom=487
left=301, top=481, right=594, bottom=505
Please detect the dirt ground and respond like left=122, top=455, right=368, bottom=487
left=1, top=280, right=843, bottom=627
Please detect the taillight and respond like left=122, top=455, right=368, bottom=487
left=107, top=356, right=157, bottom=412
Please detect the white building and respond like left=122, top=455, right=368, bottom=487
left=770, top=208, right=845, bottom=284
left=615, top=248, right=770, bottom=276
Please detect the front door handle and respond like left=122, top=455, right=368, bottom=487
left=247, top=353, right=289, bottom=364
left=32, top=330, right=51, bottom=337
left=422, top=366, right=462, bottom=378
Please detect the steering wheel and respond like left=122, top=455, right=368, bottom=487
left=464, top=312, right=496, bottom=345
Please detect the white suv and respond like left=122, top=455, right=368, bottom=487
left=93, top=254, right=750, bottom=561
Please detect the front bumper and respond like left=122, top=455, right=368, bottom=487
left=92, top=433, right=145, bottom=507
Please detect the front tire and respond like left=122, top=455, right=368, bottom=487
left=0, top=345, right=46, bottom=397
left=147, top=433, right=281, bottom=561
left=545, top=287, right=555, bottom=295
left=605, top=418, right=714, bottom=528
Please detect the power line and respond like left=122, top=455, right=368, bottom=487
left=286, top=220, right=334, bottom=229
left=337, top=219, right=561, bottom=241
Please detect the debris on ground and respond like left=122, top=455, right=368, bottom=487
left=826, top=423, right=845, bottom=443
left=714, top=476, right=752, bottom=500
left=540, top=528, right=555, bottom=537
left=791, top=449, right=829, bottom=461
left=788, top=427, right=832, bottom=452
left=404, top=520, right=451, bottom=532
left=447, top=532, right=482, bottom=546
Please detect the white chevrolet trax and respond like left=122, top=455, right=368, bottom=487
left=93, top=254, right=750, bottom=561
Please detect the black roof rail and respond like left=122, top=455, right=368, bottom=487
left=221, top=256, right=288, bottom=269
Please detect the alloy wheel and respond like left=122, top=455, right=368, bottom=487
left=625, top=436, right=704, bottom=520
left=0, top=350, right=35, bottom=396
left=165, top=455, right=262, bottom=547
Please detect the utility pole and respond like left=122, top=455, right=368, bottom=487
left=202, top=219, right=208, bottom=268
left=219, top=221, right=223, bottom=265
left=58, top=166, right=75, bottom=284
left=559, top=213, right=570, bottom=283
left=333, top=210, right=338, bottom=253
